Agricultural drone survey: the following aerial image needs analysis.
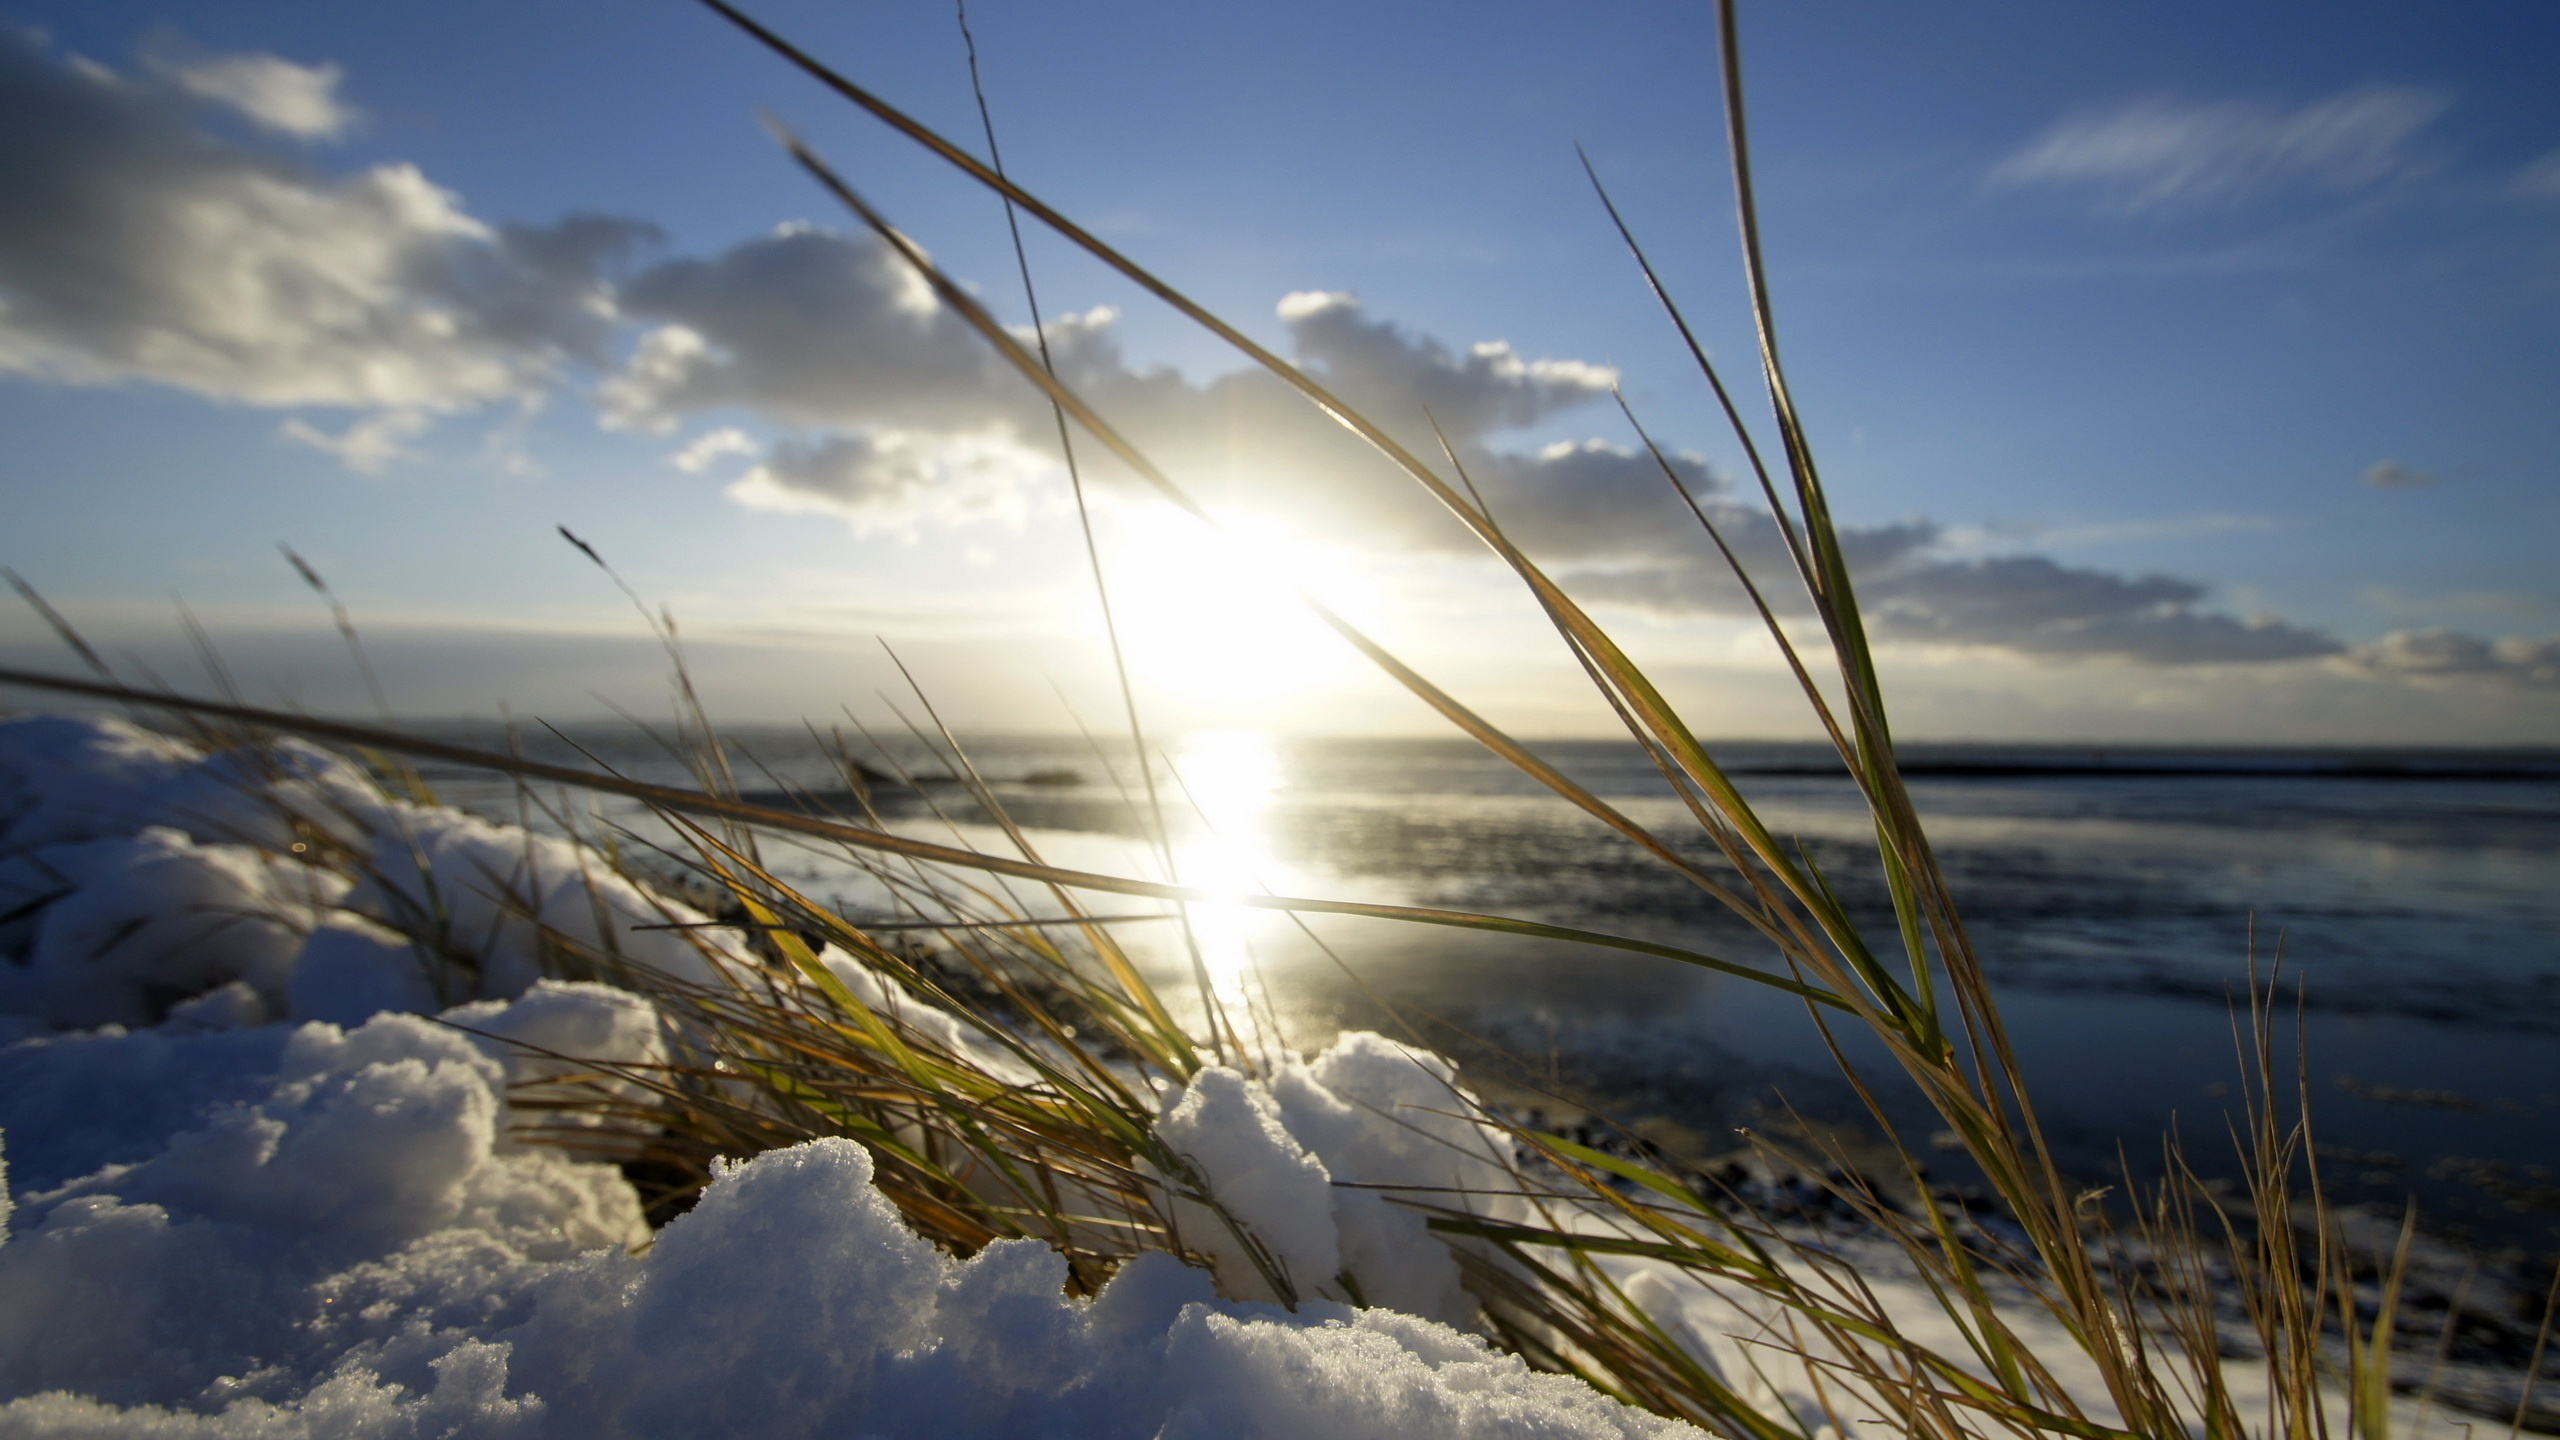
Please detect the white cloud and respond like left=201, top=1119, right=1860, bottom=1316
left=671, top=426, right=758, bottom=473
left=279, top=408, right=430, bottom=473
left=2362, top=458, right=2437, bottom=488
left=150, top=44, right=355, bottom=139
left=0, top=31, right=2519, bottom=687
left=725, top=427, right=1055, bottom=533
left=600, top=226, right=1004, bottom=435
left=0, top=31, right=652, bottom=456
left=2343, top=629, right=2560, bottom=688
left=1566, top=537, right=2343, bottom=666
left=585, top=220, right=2384, bottom=668
left=1992, top=86, right=2450, bottom=212
left=597, top=232, right=1628, bottom=546
left=1273, top=290, right=1616, bottom=433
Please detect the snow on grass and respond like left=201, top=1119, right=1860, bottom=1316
left=1, top=714, right=2523, bottom=1440
left=0, top=714, right=1694, bottom=1438
left=3, top=1055, right=1678, bottom=1439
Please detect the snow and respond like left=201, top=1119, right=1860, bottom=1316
left=0, top=714, right=1693, bottom=1438
left=1272, top=1031, right=1521, bottom=1326
left=1155, top=1064, right=1344, bottom=1303
left=0, top=827, right=328, bottom=1029
left=0, top=714, right=2528, bottom=1439
left=0, top=1130, right=1681, bottom=1439
left=0, top=714, right=723, bottom=1031
left=0, top=1006, right=1677, bottom=1438
left=1153, top=1033, right=1523, bottom=1324
left=289, top=916, right=442, bottom=1030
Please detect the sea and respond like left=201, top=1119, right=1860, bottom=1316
left=413, top=726, right=2560, bottom=1251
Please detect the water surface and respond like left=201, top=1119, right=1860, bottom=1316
left=416, top=727, right=2560, bottom=1247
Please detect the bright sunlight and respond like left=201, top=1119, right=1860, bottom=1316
left=1163, top=727, right=1289, bottom=1011
left=1104, top=503, right=1366, bottom=712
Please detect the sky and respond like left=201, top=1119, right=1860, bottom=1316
left=0, top=0, right=2556, bottom=742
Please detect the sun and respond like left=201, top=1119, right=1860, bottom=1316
left=1101, top=503, right=1365, bottom=710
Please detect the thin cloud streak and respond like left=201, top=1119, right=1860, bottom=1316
left=2363, top=459, right=2438, bottom=489
left=1992, top=85, right=2450, bottom=213
left=2511, top=146, right=2560, bottom=202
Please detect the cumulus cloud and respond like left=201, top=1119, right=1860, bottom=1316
left=598, top=226, right=1112, bottom=530
left=725, top=427, right=1055, bottom=532
left=279, top=407, right=429, bottom=473
left=597, top=236, right=1625, bottom=544
left=0, top=31, right=2527, bottom=685
left=601, top=224, right=998, bottom=434
left=2362, top=458, right=2437, bottom=489
left=146, top=42, right=355, bottom=139
left=1274, top=289, right=1617, bottom=434
left=1992, top=86, right=2450, bottom=212
left=592, top=223, right=2347, bottom=677
left=2343, top=629, right=2560, bottom=688
left=1865, top=558, right=2338, bottom=662
left=578, top=218, right=2387, bottom=669
left=1564, top=527, right=2342, bottom=666
left=0, top=30, right=653, bottom=421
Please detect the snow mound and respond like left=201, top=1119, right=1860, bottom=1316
left=1154, top=1032, right=1520, bottom=1325
left=0, top=715, right=1694, bottom=1438
left=0, top=1021, right=1685, bottom=1439
left=0, top=995, right=648, bottom=1423
left=0, top=716, right=720, bottom=1031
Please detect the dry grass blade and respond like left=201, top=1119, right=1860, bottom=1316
left=3, top=2, right=2498, bottom=1434
left=755, top=115, right=1916, bottom=1025
left=699, top=0, right=2488, bottom=1429
left=947, top=0, right=1209, bottom=1054
left=6, top=569, right=117, bottom=683
left=706, top=1, right=1903, bottom=953
left=0, top=666, right=1825, bottom=999
left=480, top=807, right=1317, bottom=1299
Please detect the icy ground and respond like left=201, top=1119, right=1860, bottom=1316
left=0, top=714, right=1696, bottom=1438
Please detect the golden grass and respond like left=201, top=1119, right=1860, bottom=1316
left=7, top=1, right=2553, bottom=1434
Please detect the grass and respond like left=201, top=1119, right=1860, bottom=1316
left=3, top=0, right=2553, bottom=1435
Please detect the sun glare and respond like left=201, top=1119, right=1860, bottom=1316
left=1105, top=505, right=1364, bottom=711
left=1166, top=728, right=1287, bottom=1009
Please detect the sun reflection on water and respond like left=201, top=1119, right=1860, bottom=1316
left=1167, top=728, right=1286, bottom=1010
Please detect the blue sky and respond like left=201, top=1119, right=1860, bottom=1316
left=1, top=0, right=2555, bottom=741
